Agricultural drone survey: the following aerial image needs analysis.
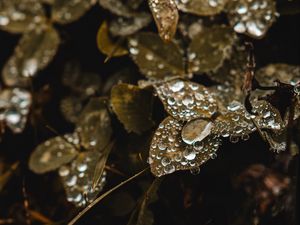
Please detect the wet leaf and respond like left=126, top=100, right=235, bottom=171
left=76, top=97, right=112, bottom=151
left=188, top=25, right=236, bottom=74
left=2, top=24, right=60, bottom=87
left=99, top=0, right=135, bottom=17
left=148, top=0, right=179, bottom=41
left=226, top=0, right=277, bottom=39
left=148, top=117, right=220, bottom=177
left=181, top=119, right=213, bottom=145
left=111, top=83, right=154, bottom=134
left=59, top=151, right=106, bottom=207
left=255, top=64, right=300, bottom=87
left=128, top=32, right=185, bottom=80
left=60, top=95, right=86, bottom=123
left=175, top=0, right=228, bottom=16
left=29, top=133, right=79, bottom=174
left=0, top=0, right=45, bottom=33
left=96, top=21, right=128, bottom=58
left=51, top=0, right=97, bottom=24
left=0, top=88, right=32, bottom=133
left=127, top=178, right=162, bottom=225
left=154, top=79, right=218, bottom=121
left=109, top=12, right=152, bottom=37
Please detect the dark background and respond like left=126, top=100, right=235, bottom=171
left=1, top=1, right=300, bottom=225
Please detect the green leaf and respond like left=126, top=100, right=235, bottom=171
left=148, top=0, right=179, bottom=41
left=128, top=32, right=185, bottom=80
left=2, top=24, right=60, bottom=87
left=111, top=83, right=155, bottom=134
left=188, top=25, right=236, bottom=74
left=175, top=0, right=228, bottom=16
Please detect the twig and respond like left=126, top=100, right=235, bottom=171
left=68, top=167, right=149, bottom=225
left=22, top=177, right=31, bottom=225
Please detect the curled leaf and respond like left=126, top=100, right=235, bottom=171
left=111, top=83, right=154, bottom=134
left=175, top=0, right=228, bottom=16
left=128, top=32, right=185, bottom=80
left=96, top=21, right=128, bottom=58
left=2, top=24, right=60, bottom=87
left=155, top=79, right=218, bottom=121
left=148, top=117, right=220, bottom=177
left=99, top=0, right=135, bottom=17
left=29, top=134, right=79, bottom=174
left=148, top=0, right=179, bottom=41
left=188, top=25, right=236, bottom=74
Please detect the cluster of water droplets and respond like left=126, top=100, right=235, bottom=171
left=155, top=80, right=218, bottom=121
left=148, top=0, right=178, bottom=41
left=0, top=88, right=32, bottom=133
left=59, top=151, right=106, bottom=207
left=148, top=117, right=220, bottom=177
left=227, top=0, right=277, bottom=38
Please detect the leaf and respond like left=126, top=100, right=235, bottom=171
left=212, top=101, right=255, bottom=141
left=148, top=117, right=220, bottom=177
left=255, top=64, right=300, bottom=87
left=96, top=21, right=128, bottom=58
left=60, top=95, right=86, bottom=123
left=29, top=134, right=79, bottom=174
left=187, top=25, right=236, bottom=74
left=181, top=119, right=213, bottom=145
left=62, top=61, right=102, bottom=96
left=0, top=0, right=45, bottom=33
left=109, top=12, right=152, bottom=36
left=148, top=0, right=179, bottom=41
left=154, top=79, right=218, bottom=121
left=68, top=168, right=149, bottom=225
left=107, top=191, right=136, bottom=216
left=0, top=88, right=32, bottom=133
left=59, top=151, right=107, bottom=207
left=51, top=0, right=97, bottom=24
left=2, top=24, right=60, bottom=87
left=226, top=0, right=277, bottom=39
left=128, top=32, right=185, bottom=80
left=99, top=0, right=135, bottom=17
left=111, top=83, right=154, bottom=134
left=175, top=0, right=228, bottom=16
left=127, top=178, right=162, bottom=225
left=76, top=97, right=112, bottom=151
left=92, top=142, right=114, bottom=190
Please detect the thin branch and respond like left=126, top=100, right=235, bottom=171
left=68, top=167, right=149, bottom=225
